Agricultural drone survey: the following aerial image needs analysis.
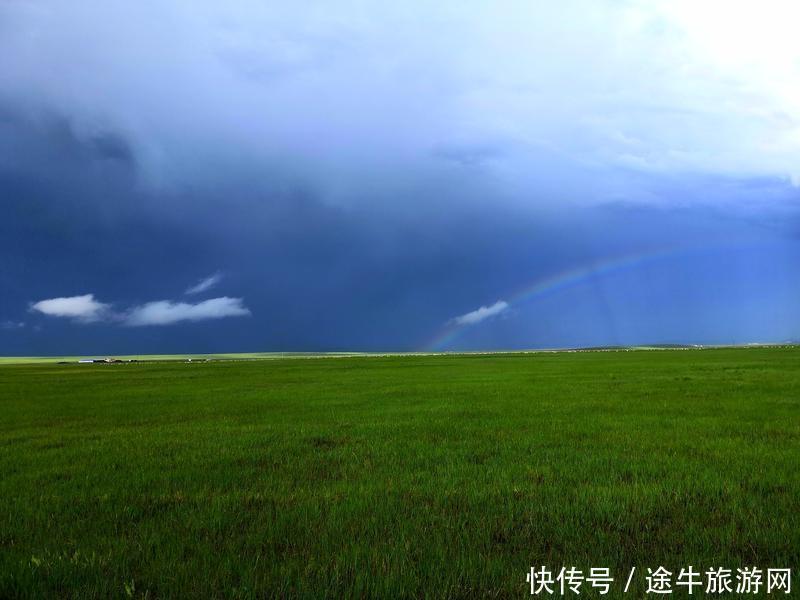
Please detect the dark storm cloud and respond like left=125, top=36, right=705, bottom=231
left=1, top=95, right=800, bottom=354
left=1, top=1, right=800, bottom=354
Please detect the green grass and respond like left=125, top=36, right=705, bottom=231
left=1, top=348, right=798, bottom=598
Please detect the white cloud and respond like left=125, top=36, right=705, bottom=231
left=30, top=294, right=110, bottom=322
left=124, top=297, right=251, bottom=326
left=29, top=293, right=251, bottom=326
left=450, top=300, right=509, bottom=326
left=185, top=272, right=222, bottom=295
left=1, top=320, right=25, bottom=330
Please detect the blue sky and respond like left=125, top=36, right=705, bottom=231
left=1, top=0, right=799, bottom=354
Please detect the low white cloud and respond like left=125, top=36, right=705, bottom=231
left=30, top=294, right=110, bottom=322
left=124, top=297, right=250, bottom=326
left=1, top=320, right=25, bottom=330
left=450, top=300, right=509, bottom=326
left=185, top=272, right=222, bottom=295
left=29, top=293, right=251, bottom=327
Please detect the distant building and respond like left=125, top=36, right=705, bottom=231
left=77, top=358, right=122, bottom=364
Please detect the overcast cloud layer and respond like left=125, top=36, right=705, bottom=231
left=1, top=1, right=799, bottom=354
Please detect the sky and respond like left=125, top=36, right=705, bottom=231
left=1, top=0, right=799, bottom=354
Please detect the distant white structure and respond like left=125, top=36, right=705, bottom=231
left=77, top=358, right=122, bottom=364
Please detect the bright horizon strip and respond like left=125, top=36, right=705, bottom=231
left=424, top=243, right=706, bottom=351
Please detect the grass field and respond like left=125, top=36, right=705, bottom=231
left=1, top=347, right=798, bottom=598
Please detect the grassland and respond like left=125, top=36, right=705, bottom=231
left=1, top=347, right=798, bottom=598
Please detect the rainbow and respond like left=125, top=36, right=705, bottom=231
left=424, top=244, right=693, bottom=351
